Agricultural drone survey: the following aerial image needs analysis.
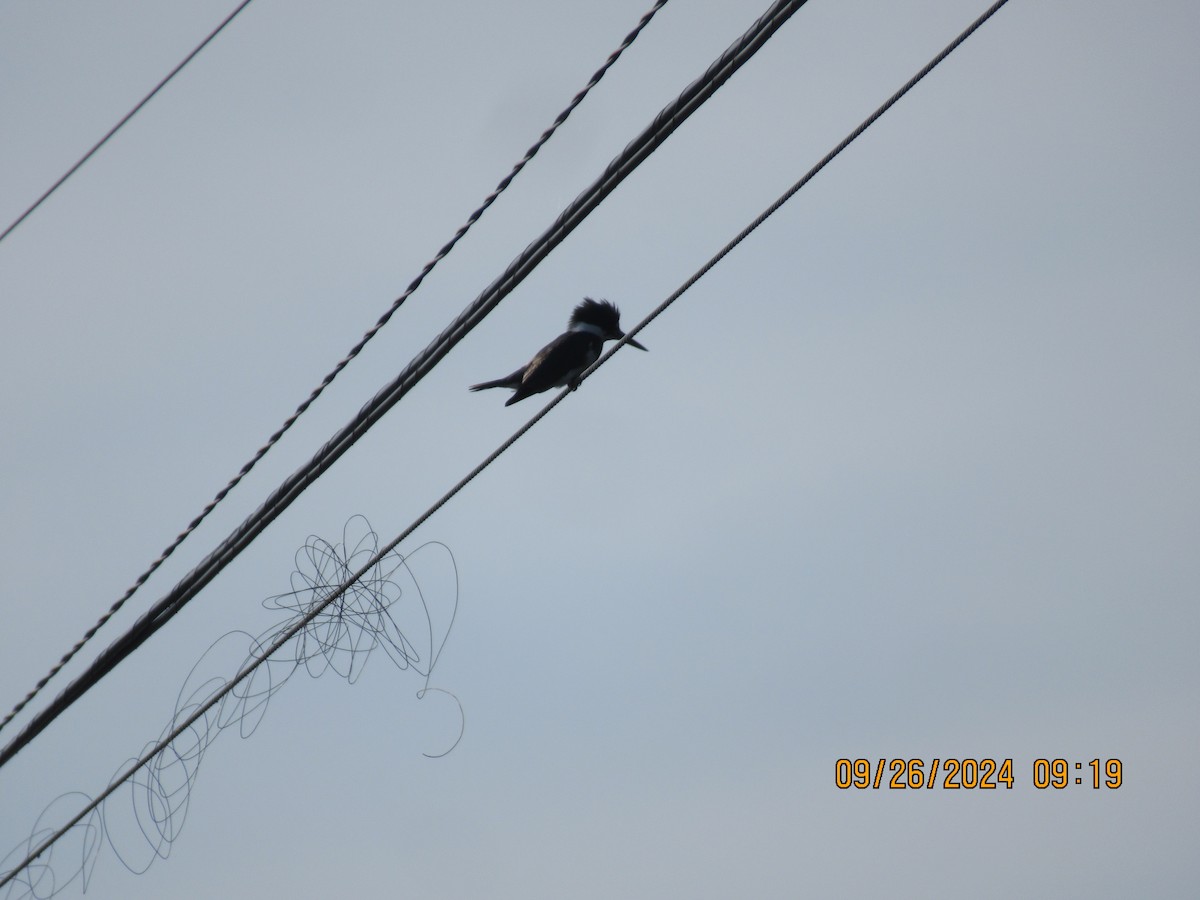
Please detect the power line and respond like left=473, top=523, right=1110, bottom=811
left=0, top=0, right=258, bottom=247
left=617, top=0, right=1017, bottom=355
left=0, top=2, right=1016, bottom=881
left=0, top=0, right=807, bottom=772
left=0, top=0, right=671, bottom=739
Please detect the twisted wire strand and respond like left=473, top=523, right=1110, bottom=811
left=0, top=0, right=671, bottom=739
left=0, top=0, right=802, bottom=771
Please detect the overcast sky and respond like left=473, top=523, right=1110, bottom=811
left=1, top=1, right=1197, bottom=897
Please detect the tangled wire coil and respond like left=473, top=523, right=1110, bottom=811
left=1, top=517, right=458, bottom=899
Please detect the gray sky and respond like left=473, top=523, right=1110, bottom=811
left=2, top=1, right=1197, bottom=897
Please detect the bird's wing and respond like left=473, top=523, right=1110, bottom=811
left=520, top=332, right=590, bottom=394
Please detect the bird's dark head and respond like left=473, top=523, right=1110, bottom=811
left=569, top=298, right=647, bottom=350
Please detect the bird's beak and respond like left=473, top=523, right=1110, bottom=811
left=623, top=333, right=648, bottom=351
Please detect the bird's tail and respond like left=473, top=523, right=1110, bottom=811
left=469, top=374, right=520, bottom=392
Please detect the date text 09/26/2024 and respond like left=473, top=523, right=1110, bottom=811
left=834, top=758, right=1124, bottom=790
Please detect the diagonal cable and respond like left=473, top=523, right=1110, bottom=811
left=0, top=2, right=1014, bottom=882
left=608, top=0, right=1018, bottom=361
left=0, top=0, right=671, bottom=738
left=0, top=0, right=258, bottom=246
left=0, top=0, right=808, bottom=770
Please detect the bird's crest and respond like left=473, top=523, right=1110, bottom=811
left=569, top=297, right=622, bottom=332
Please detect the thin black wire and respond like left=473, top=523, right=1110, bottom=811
left=0, top=0, right=805, bottom=772
left=0, top=0, right=258, bottom=247
left=0, top=0, right=671, bottom=739
left=609, top=0, right=1017, bottom=358
left=0, top=3, right=1016, bottom=881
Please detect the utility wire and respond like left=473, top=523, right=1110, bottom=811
left=0, top=0, right=806, bottom=771
left=0, top=2, right=1015, bottom=882
left=613, top=0, right=1017, bottom=357
left=0, top=0, right=671, bottom=739
left=0, top=0, right=258, bottom=247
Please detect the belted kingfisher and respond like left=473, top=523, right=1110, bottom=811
left=470, top=298, right=647, bottom=406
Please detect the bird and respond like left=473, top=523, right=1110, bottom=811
left=470, top=298, right=647, bottom=406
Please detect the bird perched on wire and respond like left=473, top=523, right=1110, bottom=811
left=470, top=298, right=647, bottom=406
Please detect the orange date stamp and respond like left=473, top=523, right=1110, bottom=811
left=834, top=758, right=1123, bottom=790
